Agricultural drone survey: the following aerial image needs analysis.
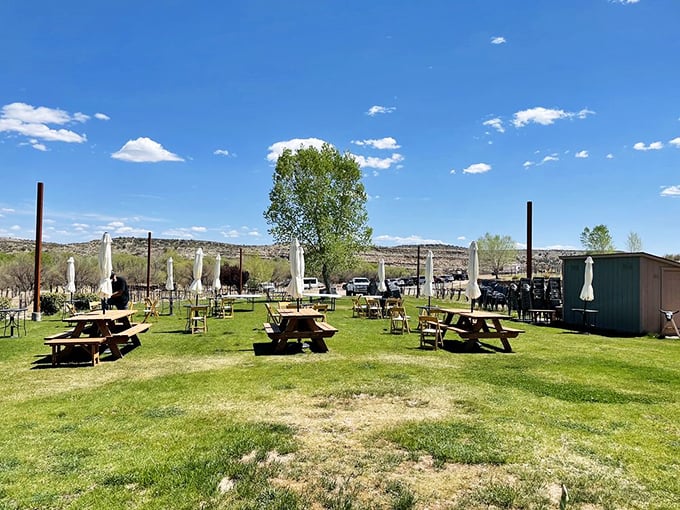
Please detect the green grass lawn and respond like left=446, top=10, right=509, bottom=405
left=1, top=297, right=678, bottom=509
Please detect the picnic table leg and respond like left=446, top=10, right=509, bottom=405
left=309, top=337, right=328, bottom=353
left=500, top=337, right=513, bottom=353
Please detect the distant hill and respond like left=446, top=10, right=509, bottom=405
left=0, top=236, right=580, bottom=275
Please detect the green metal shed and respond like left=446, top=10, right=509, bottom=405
left=561, top=252, right=680, bottom=335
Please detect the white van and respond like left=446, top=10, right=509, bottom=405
left=303, top=277, right=320, bottom=290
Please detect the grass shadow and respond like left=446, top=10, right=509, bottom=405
left=252, top=341, right=304, bottom=356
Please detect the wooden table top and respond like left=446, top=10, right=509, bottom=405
left=278, top=309, right=324, bottom=319
left=64, top=309, right=136, bottom=322
left=435, top=308, right=512, bottom=320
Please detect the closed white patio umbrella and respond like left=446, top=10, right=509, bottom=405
left=377, top=259, right=387, bottom=293
left=579, top=256, right=594, bottom=302
left=97, top=232, right=113, bottom=312
left=579, top=256, right=595, bottom=329
left=286, top=238, right=305, bottom=309
left=166, top=257, right=175, bottom=315
left=213, top=254, right=222, bottom=293
left=423, top=250, right=434, bottom=308
left=66, top=256, right=76, bottom=296
left=189, top=248, right=204, bottom=304
left=465, top=241, right=481, bottom=312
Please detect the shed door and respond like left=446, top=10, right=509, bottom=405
left=660, top=268, right=680, bottom=335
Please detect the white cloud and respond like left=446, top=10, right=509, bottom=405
left=111, top=137, right=184, bottom=162
left=606, top=153, right=614, bottom=159
left=660, top=185, right=680, bottom=197
left=366, top=105, right=396, bottom=116
left=575, top=150, right=589, bottom=158
left=633, top=141, right=663, bottom=151
left=191, top=226, right=207, bottom=232
left=512, top=106, right=595, bottom=128
left=31, top=142, right=47, bottom=152
left=266, top=137, right=327, bottom=162
left=610, top=0, right=639, bottom=4
left=214, top=149, right=230, bottom=156
left=491, top=36, right=506, bottom=44
left=449, top=169, right=456, bottom=174
left=221, top=229, right=240, bottom=238
left=523, top=161, right=534, bottom=168
left=351, top=137, right=400, bottom=149
left=3, top=102, right=72, bottom=124
left=483, top=118, right=505, bottom=133
left=353, top=153, right=404, bottom=170
left=540, top=154, right=559, bottom=164
left=161, top=228, right=195, bottom=239
left=669, top=137, right=680, bottom=148
left=0, top=102, right=89, bottom=144
left=94, top=112, right=110, bottom=120
left=457, top=236, right=466, bottom=241
left=462, top=162, right=491, bottom=174
left=374, top=234, right=445, bottom=245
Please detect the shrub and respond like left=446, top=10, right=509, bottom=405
left=39, top=293, right=67, bottom=316
left=0, top=296, right=11, bottom=310
left=73, top=292, right=100, bottom=311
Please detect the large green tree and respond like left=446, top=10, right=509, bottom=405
left=477, top=233, right=517, bottom=278
left=580, top=225, right=615, bottom=253
left=264, top=143, right=372, bottom=292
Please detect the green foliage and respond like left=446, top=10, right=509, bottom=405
left=626, top=231, right=643, bottom=252
left=39, top=293, right=67, bottom=316
left=580, top=225, right=615, bottom=253
left=0, top=296, right=11, bottom=309
left=477, top=232, right=517, bottom=276
left=73, top=291, right=99, bottom=310
left=264, top=143, right=372, bottom=290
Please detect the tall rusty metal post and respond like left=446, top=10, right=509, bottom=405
left=146, top=232, right=152, bottom=299
left=526, top=201, right=533, bottom=280
left=32, top=182, right=44, bottom=321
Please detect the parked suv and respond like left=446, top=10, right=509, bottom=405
left=345, top=277, right=370, bottom=296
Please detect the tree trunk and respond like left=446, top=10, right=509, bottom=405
left=321, top=264, right=332, bottom=294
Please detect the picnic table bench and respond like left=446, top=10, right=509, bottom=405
left=44, top=309, right=150, bottom=366
left=263, top=309, right=338, bottom=353
left=434, top=307, right=525, bottom=352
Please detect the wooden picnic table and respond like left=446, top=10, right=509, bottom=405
left=433, top=307, right=524, bottom=352
left=44, top=309, right=150, bottom=366
left=263, top=308, right=338, bottom=354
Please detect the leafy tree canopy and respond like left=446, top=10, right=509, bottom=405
left=264, top=143, right=372, bottom=291
left=476, top=233, right=517, bottom=277
left=580, top=225, right=615, bottom=253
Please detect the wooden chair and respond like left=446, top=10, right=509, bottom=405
left=389, top=306, right=411, bottom=334
left=366, top=297, right=383, bottom=319
left=384, top=297, right=401, bottom=316
left=419, top=315, right=443, bottom=350
left=143, top=297, right=159, bottom=323
left=218, top=298, right=234, bottom=318
left=188, top=305, right=208, bottom=334
left=352, top=296, right=367, bottom=318
left=265, top=302, right=281, bottom=325
left=63, top=302, right=77, bottom=317
left=312, top=303, right=328, bottom=321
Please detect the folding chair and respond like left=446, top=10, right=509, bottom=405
left=419, top=315, right=443, bottom=350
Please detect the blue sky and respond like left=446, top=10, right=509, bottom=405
left=1, top=0, right=679, bottom=255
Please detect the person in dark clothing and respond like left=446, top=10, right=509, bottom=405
left=367, top=278, right=378, bottom=296
left=108, top=271, right=130, bottom=309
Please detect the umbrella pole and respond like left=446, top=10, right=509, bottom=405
left=169, top=290, right=174, bottom=315
left=471, top=299, right=474, bottom=312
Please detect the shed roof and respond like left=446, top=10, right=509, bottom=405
left=560, top=251, right=680, bottom=268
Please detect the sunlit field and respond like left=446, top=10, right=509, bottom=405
left=1, top=296, right=678, bottom=509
